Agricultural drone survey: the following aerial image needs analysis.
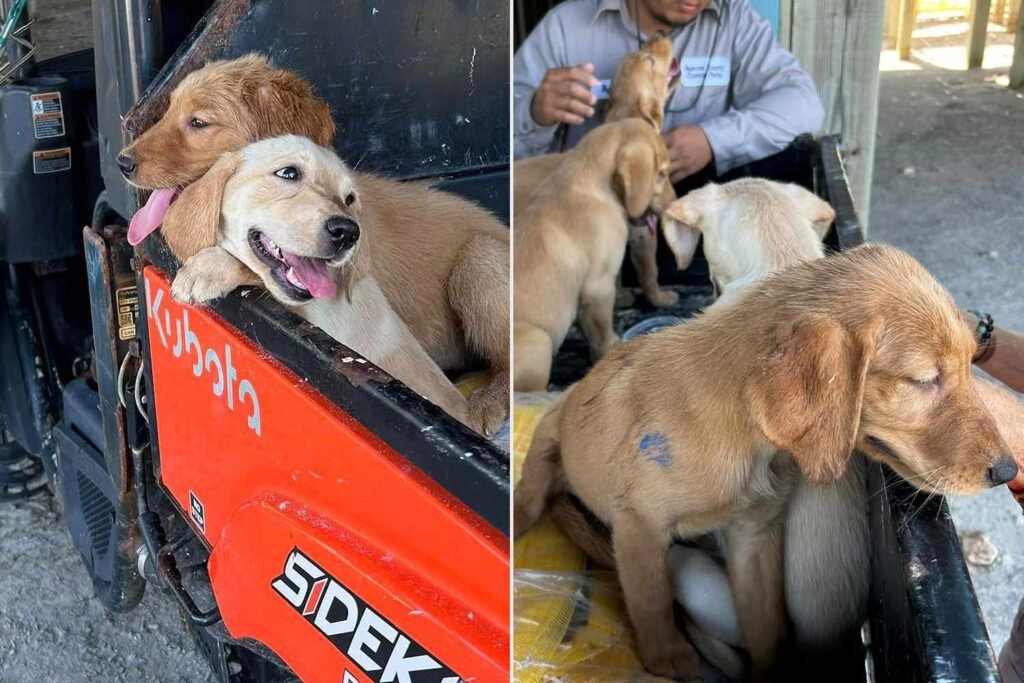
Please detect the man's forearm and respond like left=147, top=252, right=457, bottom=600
left=698, top=80, right=823, bottom=176
left=979, top=326, right=1024, bottom=394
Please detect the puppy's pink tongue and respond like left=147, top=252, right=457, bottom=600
left=645, top=210, right=658, bottom=236
left=284, top=254, right=337, bottom=298
left=127, top=189, right=177, bottom=245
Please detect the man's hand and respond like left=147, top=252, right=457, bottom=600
left=663, top=125, right=714, bottom=184
left=530, top=63, right=600, bottom=127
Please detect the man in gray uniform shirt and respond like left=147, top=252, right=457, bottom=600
left=514, top=0, right=824, bottom=185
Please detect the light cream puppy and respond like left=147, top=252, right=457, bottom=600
left=168, top=135, right=470, bottom=427
left=661, top=178, right=835, bottom=300
left=513, top=119, right=673, bottom=391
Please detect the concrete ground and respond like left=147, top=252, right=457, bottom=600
left=872, top=18, right=1024, bottom=651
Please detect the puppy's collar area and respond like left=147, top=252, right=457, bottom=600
left=247, top=229, right=338, bottom=301
left=629, top=210, right=659, bottom=237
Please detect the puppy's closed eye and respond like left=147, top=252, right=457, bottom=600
left=905, top=374, right=940, bottom=389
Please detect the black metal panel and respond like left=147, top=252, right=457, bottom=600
left=122, top=0, right=510, bottom=216
left=435, top=169, right=510, bottom=225
left=78, top=225, right=148, bottom=612
left=91, top=0, right=165, bottom=219
left=867, top=463, right=999, bottom=683
left=140, top=239, right=510, bottom=534
left=228, top=0, right=508, bottom=179
left=0, top=264, right=56, bottom=454
left=817, top=136, right=864, bottom=251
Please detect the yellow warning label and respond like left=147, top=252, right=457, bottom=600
left=116, top=286, right=139, bottom=341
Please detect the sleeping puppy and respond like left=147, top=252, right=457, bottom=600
left=543, top=178, right=847, bottom=676
left=165, top=135, right=470, bottom=427
left=663, top=179, right=867, bottom=668
left=514, top=36, right=681, bottom=308
left=513, top=119, right=673, bottom=391
left=118, top=54, right=510, bottom=435
left=515, top=245, right=1017, bottom=679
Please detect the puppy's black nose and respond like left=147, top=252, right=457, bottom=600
left=116, top=153, right=137, bottom=178
left=325, top=215, right=360, bottom=251
left=987, top=455, right=1018, bottom=487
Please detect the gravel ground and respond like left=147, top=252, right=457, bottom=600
left=870, top=63, right=1024, bottom=651
left=0, top=497, right=215, bottom=682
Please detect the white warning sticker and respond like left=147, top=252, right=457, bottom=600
left=30, top=92, right=65, bottom=139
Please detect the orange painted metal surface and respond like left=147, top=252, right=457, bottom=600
left=143, top=267, right=509, bottom=682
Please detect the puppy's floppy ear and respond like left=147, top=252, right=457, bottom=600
left=613, top=138, right=658, bottom=219
left=745, top=315, right=881, bottom=485
left=244, top=64, right=337, bottom=146
left=783, top=184, right=836, bottom=240
left=161, top=151, right=240, bottom=262
left=660, top=196, right=701, bottom=270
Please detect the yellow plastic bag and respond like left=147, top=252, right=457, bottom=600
left=512, top=393, right=671, bottom=682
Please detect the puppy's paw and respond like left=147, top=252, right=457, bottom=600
left=646, top=287, right=679, bottom=308
left=616, top=287, right=637, bottom=307
left=467, top=389, right=509, bottom=437
left=171, top=247, right=248, bottom=304
left=171, top=266, right=234, bottom=304
left=640, top=635, right=700, bottom=680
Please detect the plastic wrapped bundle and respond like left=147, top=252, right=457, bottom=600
left=512, top=392, right=730, bottom=682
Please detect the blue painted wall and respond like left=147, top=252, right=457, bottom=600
left=749, top=0, right=780, bottom=37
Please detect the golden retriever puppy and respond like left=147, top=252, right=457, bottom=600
left=165, top=136, right=470, bottom=428
left=663, top=179, right=864, bottom=670
left=514, top=36, right=681, bottom=308
left=513, top=119, right=673, bottom=391
left=514, top=245, right=1017, bottom=679
left=120, top=53, right=335, bottom=261
left=557, top=179, right=1024, bottom=674
left=119, top=55, right=510, bottom=434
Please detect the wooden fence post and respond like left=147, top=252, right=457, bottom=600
left=789, top=0, right=886, bottom=232
left=967, top=0, right=992, bottom=68
left=1010, top=5, right=1024, bottom=87
left=897, top=0, right=917, bottom=60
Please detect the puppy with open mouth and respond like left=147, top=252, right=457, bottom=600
left=117, top=54, right=510, bottom=436
left=164, top=135, right=471, bottom=428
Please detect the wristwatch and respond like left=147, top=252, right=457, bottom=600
left=969, top=309, right=996, bottom=364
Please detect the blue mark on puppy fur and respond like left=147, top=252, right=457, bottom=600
left=639, top=432, right=673, bottom=469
